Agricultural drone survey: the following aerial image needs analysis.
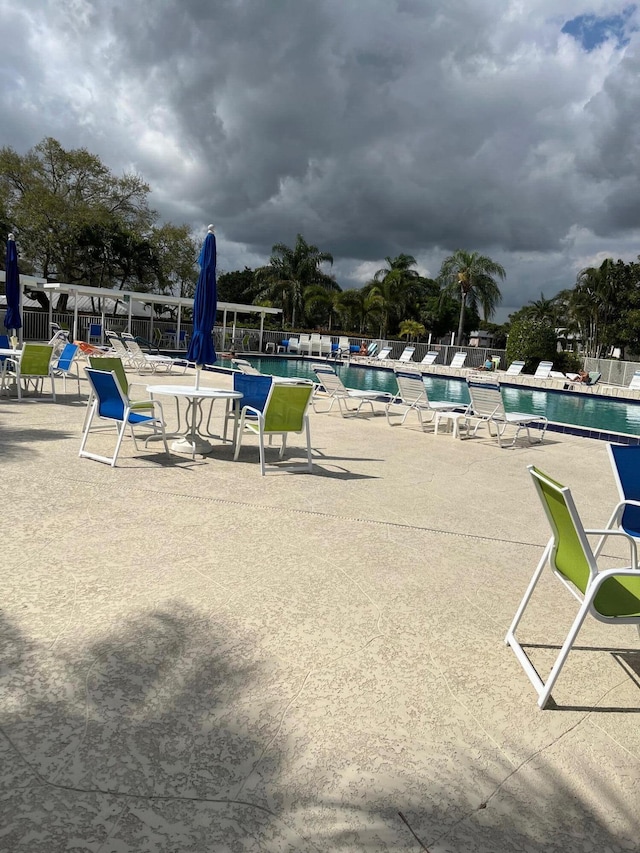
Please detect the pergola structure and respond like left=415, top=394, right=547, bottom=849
left=0, top=272, right=282, bottom=349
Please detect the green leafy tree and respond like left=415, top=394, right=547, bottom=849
left=398, top=319, right=426, bottom=342
left=506, top=317, right=557, bottom=373
left=303, top=282, right=342, bottom=330
left=438, top=250, right=505, bottom=345
left=150, top=223, right=199, bottom=301
left=216, top=267, right=259, bottom=304
left=255, top=234, right=334, bottom=327
left=0, top=137, right=153, bottom=287
left=365, top=254, right=421, bottom=338
left=332, top=288, right=382, bottom=334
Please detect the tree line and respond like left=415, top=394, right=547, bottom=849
left=3, top=137, right=638, bottom=357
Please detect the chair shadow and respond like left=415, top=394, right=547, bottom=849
left=523, top=642, right=640, bottom=712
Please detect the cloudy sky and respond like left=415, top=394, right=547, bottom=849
left=2, top=0, right=640, bottom=320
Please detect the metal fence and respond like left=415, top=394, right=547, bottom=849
left=583, top=357, right=640, bottom=387
left=17, top=310, right=510, bottom=365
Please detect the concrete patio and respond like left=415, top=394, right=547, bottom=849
left=1, top=366, right=639, bottom=852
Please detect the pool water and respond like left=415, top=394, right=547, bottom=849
left=215, top=356, right=640, bottom=439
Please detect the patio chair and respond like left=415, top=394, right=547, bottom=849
left=370, top=345, right=392, bottom=363
left=52, top=342, right=82, bottom=397
left=286, top=337, right=300, bottom=354
left=221, top=372, right=273, bottom=444
left=533, top=360, right=553, bottom=380
left=309, top=333, right=323, bottom=356
left=84, top=356, right=158, bottom=433
left=232, top=358, right=261, bottom=375
left=121, top=332, right=188, bottom=374
left=87, top=323, right=102, bottom=345
left=447, top=351, right=468, bottom=372
left=385, top=369, right=463, bottom=429
left=419, top=351, right=439, bottom=367
left=312, top=363, right=391, bottom=416
left=466, top=377, right=547, bottom=447
left=320, top=335, right=333, bottom=356
left=502, top=360, right=525, bottom=377
left=79, top=368, right=169, bottom=467
left=628, top=371, right=640, bottom=390
left=1, top=343, right=56, bottom=401
left=397, top=345, right=416, bottom=364
left=233, top=380, right=314, bottom=475
left=298, top=334, right=311, bottom=355
left=505, top=465, right=640, bottom=709
left=105, top=331, right=136, bottom=366
left=596, top=444, right=640, bottom=552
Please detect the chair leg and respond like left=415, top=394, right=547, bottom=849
left=304, top=417, right=313, bottom=471
left=258, top=421, right=266, bottom=476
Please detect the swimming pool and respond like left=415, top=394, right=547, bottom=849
left=215, top=356, right=640, bottom=442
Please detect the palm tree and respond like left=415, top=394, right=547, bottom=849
left=333, top=288, right=382, bottom=334
left=526, top=292, right=558, bottom=324
left=438, top=250, right=505, bottom=345
left=366, top=254, right=421, bottom=338
left=303, top=282, right=342, bottom=330
left=255, top=234, right=333, bottom=327
left=398, top=319, right=426, bottom=342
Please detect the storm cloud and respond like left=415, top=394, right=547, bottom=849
left=1, top=0, right=640, bottom=318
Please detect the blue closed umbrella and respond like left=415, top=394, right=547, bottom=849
left=187, top=226, right=217, bottom=378
left=4, top=233, right=22, bottom=334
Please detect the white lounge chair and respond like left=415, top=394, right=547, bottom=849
left=447, top=351, right=468, bottom=372
left=629, top=371, right=640, bottom=390
left=309, top=333, right=323, bottom=356
left=122, top=333, right=188, bottom=374
left=312, top=364, right=391, bottom=416
left=232, top=358, right=261, bottom=375
left=502, top=360, right=525, bottom=377
left=466, top=377, right=548, bottom=447
left=386, top=369, right=463, bottom=429
left=320, top=335, right=333, bottom=356
left=286, top=337, right=300, bottom=354
left=533, top=361, right=553, bottom=380
left=371, top=346, right=392, bottom=363
left=419, top=351, right=439, bottom=368
left=298, top=334, right=312, bottom=355
left=397, top=345, right=416, bottom=364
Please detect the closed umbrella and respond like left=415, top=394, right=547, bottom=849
left=187, top=225, right=217, bottom=387
left=4, top=233, right=22, bottom=337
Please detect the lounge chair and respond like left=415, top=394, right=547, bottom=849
left=231, top=358, right=261, bottom=375
left=385, top=369, right=463, bottom=429
left=533, top=360, right=553, bottom=380
left=506, top=465, right=640, bottom=708
left=298, top=334, right=312, bottom=355
left=447, top=351, right=468, bottom=373
left=309, top=333, right=323, bottom=357
left=233, top=380, right=314, bottom=475
left=105, top=331, right=137, bottom=367
left=312, top=363, right=391, bottom=416
left=628, top=371, right=640, bottom=390
left=122, top=332, right=188, bottom=374
left=320, top=335, right=333, bottom=356
left=79, top=368, right=169, bottom=467
left=371, top=346, right=392, bottom=363
left=397, top=345, right=416, bottom=364
left=466, top=377, right=547, bottom=447
left=502, top=360, right=525, bottom=377
left=286, top=337, right=300, bottom=354
left=419, top=351, right=440, bottom=369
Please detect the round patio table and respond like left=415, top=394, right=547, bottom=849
left=148, top=384, right=242, bottom=457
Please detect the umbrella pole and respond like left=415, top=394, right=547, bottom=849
left=195, top=364, right=201, bottom=389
